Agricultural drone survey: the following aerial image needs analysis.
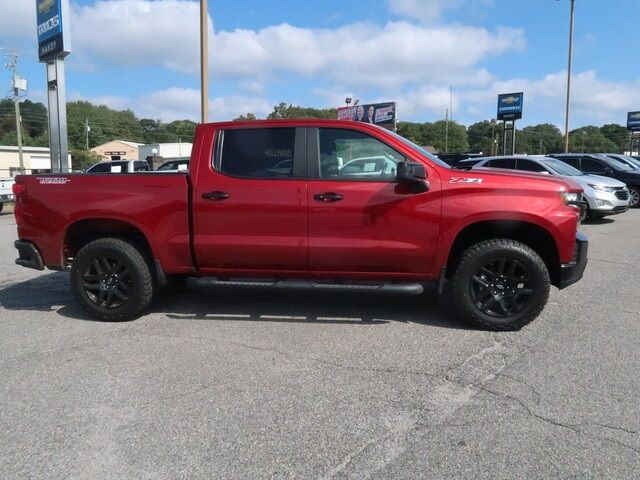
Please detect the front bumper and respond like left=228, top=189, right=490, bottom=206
left=587, top=190, right=630, bottom=214
left=14, top=240, right=45, bottom=271
left=558, top=232, right=588, bottom=289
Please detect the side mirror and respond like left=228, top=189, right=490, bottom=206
left=604, top=168, right=614, bottom=174
left=396, top=161, right=429, bottom=193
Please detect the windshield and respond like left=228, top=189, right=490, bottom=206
left=539, top=158, right=583, bottom=176
left=603, top=156, right=633, bottom=171
left=386, top=130, right=451, bottom=168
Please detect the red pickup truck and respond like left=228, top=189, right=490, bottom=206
left=12, top=120, right=587, bottom=330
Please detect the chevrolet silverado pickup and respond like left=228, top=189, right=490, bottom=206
left=12, top=120, right=588, bottom=330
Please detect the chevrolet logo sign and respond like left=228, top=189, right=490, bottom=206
left=501, top=96, right=520, bottom=105
left=38, top=0, right=54, bottom=14
left=630, top=113, right=640, bottom=120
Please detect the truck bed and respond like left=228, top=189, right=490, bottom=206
left=14, top=173, right=193, bottom=273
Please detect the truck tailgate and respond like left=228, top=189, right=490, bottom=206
left=14, top=173, right=192, bottom=273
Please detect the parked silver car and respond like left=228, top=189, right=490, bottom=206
left=471, top=155, right=630, bottom=220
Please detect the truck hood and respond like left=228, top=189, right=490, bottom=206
left=453, top=167, right=582, bottom=192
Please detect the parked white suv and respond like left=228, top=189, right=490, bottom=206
left=471, top=155, right=630, bottom=221
left=0, top=177, right=15, bottom=213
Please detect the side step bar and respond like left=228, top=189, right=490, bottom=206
left=205, top=278, right=424, bottom=295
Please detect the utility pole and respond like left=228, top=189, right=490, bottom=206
left=200, top=0, right=209, bottom=123
left=445, top=108, right=449, bottom=153
left=85, top=118, right=90, bottom=149
left=562, top=0, right=575, bottom=153
left=5, top=51, right=25, bottom=174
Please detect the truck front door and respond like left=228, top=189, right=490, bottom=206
left=193, top=126, right=308, bottom=273
left=306, top=127, right=441, bottom=278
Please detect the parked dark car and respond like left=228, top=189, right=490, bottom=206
left=436, top=153, right=484, bottom=168
left=548, top=153, right=640, bottom=207
left=604, top=154, right=640, bottom=169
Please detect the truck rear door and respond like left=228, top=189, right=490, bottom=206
left=192, top=125, right=308, bottom=273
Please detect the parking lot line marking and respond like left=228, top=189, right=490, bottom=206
left=317, top=316, right=362, bottom=321
left=207, top=314, right=251, bottom=318
left=260, top=315, right=307, bottom=320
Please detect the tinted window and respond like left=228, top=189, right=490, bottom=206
left=87, top=163, right=111, bottom=173
left=517, top=159, right=548, bottom=173
left=157, top=161, right=178, bottom=171
left=485, top=158, right=516, bottom=169
left=134, top=161, right=150, bottom=171
left=581, top=157, right=608, bottom=174
left=554, top=156, right=580, bottom=168
left=217, top=128, right=295, bottom=178
left=539, top=158, right=583, bottom=176
left=318, top=128, right=406, bottom=180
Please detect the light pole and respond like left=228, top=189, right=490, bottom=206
left=561, top=0, right=576, bottom=153
left=200, top=0, right=209, bottom=124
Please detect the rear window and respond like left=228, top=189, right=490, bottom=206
left=215, top=128, right=295, bottom=178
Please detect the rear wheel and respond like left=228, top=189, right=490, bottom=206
left=0, top=203, right=3, bottom=213
left=629, top=187, right=640, bottom=208
left=448, top=239, right=550, bottom=330
left=71, top=238, right=154, bottom=321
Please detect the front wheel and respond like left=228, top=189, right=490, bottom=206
left=629, top=187, right=640, bottom=208
left=448, top=239, right=550, bottom=330
left=70, top=238, right=154, bottom=321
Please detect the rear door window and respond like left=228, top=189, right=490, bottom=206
left=581, top=157, right=608, bottom=174
left=485, top=158, right=516, bottom=169
left=516, top=159, right=548, bottom=173
left=215, top=128, right=297, bottom=178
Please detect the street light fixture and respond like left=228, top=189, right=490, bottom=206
left=559, top=0, right=576, bottom=153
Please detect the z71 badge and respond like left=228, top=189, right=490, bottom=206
left=449, top=177, right=483, bottom=184
left=38, top=177, right=70, bottom=185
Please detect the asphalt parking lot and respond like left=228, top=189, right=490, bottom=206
left=1, top=207, right=639, bottom=479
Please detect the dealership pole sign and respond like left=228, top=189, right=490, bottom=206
left=627, top=112, right=640, bottom=131
left=37, top=0, right=71, bottom=62
left=337, top=102, right=396, bottom=128
left=496, top=92, right=523, bottom=121
left=36, top=0, right=71, bottom=173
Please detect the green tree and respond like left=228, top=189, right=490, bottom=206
left=70, top=149, right=102, bottom=171
left=396, top=122, right=428, bottom=146
left=422, top=120, right=468, bottom=153
left=518, top=124, right=564, bottom=154
left=467, top=121, right=498, bottom=154
left=600, top=123, right=629, bottom=153
left=268, top=102, right=337, bottom=119
left=233, top=113, right=257, bottom=121
left=568, top=126, right=618, bottom=153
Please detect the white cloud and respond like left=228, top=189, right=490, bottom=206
left=69, top=87, right=273, bottom=122
left=67, top=1, right=523, bottom=89
left=462, top=70, right=640, bottom=126
left=0, top=0, right=34, bottom=41
left=387, top=0, right=495, bottom=24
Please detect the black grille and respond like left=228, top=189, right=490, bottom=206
left=615, top=190, right=629, bottom=200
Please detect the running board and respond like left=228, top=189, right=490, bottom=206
left=205, top=278, right=424, bottom=295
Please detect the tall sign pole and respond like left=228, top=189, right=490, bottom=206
left=200, top=0, right=209, bottom=124
left=497, top=92, right=524, bottom=155
left=36, top=0, right=71, bottom=173
left=563, top=0, right=575, bottom=153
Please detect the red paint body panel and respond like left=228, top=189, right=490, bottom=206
left=13, top=119, right=582, bottom=282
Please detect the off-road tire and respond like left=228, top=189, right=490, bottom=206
left=447, top=239, right=550, bottom=330
left=71, top=238, right=154, bottom=321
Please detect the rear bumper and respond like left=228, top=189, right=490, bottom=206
left=14, top=240, right=45, bottom=271
left=558, top=232, right=588, bottom=289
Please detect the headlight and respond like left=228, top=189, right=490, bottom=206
left=562, top=191, right=583, bottom=206
left=587, top=183, right=615, bottom=193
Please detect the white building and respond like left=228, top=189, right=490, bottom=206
left=0, top=146, right=72, bottom=177
left=138, top=142, right=192, bottom=163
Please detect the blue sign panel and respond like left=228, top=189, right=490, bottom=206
left=497, top=92, right=524, bottom=121
left=627, top=111, right=640, bottom=131
left=36, top=0, right=70, bottom=61
left=37, top=0, right=62, bottom=44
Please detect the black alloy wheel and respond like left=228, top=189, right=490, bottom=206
left=469, top=258, right=534, bottom=318
left=82, top=255, right=132, bottom=309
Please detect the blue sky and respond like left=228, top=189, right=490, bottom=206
left=1, top=0, right=639, bottom=128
